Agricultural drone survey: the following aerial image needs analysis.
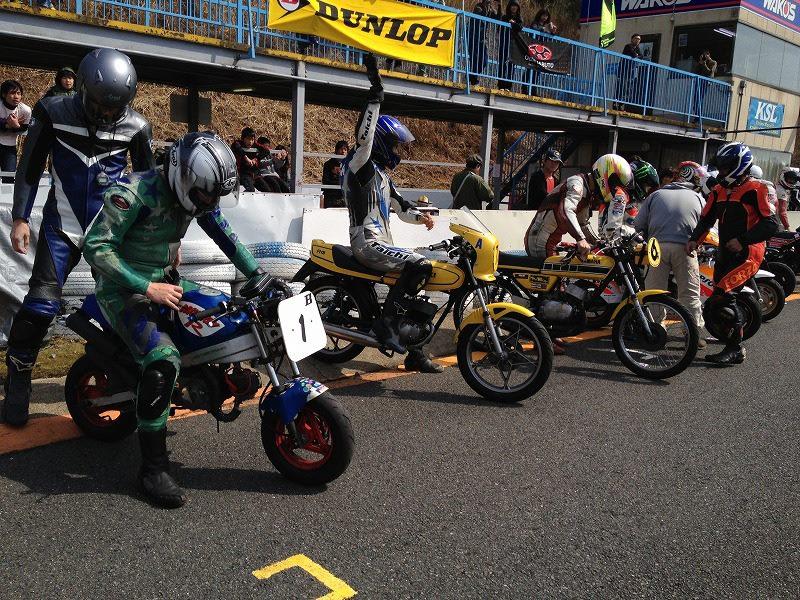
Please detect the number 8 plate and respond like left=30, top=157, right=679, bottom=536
left=277, top=292, right=328, bottom=362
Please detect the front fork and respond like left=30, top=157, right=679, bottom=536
left=252, top=323, right=305, bottom=443
left=463, top=260, right=507, bottom=359
left=617, top=262, right=655, bottom=339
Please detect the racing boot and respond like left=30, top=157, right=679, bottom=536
left=2, top=352, right=36, bottom=427
left=138, top=428, right=187, bottom=508
left=371, top=316, right=406, bottom=354
left=705, top=344, right=746, bottom=365
left=404, top=348, right=443, bottom=373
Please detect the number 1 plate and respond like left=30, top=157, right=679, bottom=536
left=277, top=292, right=327, bottom=362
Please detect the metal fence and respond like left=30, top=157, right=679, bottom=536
left=16, top=0, right=731, bottom=124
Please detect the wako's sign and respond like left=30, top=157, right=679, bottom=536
left=741, top=0, right=800, bottom=32
left=746, top=97, right=785, bottom=137
left=580, top=0, right=738, bottom=21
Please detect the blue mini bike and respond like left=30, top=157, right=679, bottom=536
left=64, top=273, right=354, bottom=486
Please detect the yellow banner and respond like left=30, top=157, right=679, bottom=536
left=268, top=0, right=457, bottom=68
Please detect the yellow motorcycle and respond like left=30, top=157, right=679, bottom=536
left=456, top=234, right=699, bottom=380
left=292, top=209, right=553, bottom=402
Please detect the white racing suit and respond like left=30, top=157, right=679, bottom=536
left=342, top=96, right=431, bottom=353
left=773, top=179, right=792, bottom=230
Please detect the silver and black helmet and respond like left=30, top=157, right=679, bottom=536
left=165, top=132, right=240, bottom=216
left=76, top=48, right=138, bottom=126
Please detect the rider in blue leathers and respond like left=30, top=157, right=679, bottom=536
left=3, top=49, right=154, bottom=426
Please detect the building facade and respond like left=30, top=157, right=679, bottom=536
left=580, top=0, right=800, bottom=177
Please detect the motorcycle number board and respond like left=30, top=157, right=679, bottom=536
left=278, top=292, right=327, bottom=362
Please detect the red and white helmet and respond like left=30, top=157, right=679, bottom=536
left=675, top=160, right=707, bottom=190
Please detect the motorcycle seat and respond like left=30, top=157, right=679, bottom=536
left=331, top=244, right=396, bottom=277
left=498, top=251, right=545, bottom=270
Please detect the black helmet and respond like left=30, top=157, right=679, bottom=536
left=76, top=48, right=138, bottom=126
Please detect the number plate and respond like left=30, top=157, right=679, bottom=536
left=277, top=292, right=327, bottom=362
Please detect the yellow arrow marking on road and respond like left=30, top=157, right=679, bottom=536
left=253, top=554, right=357, bottom=599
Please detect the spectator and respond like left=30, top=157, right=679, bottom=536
left=43, top=67, right=76, bottom=98
left=255, top=136, right=290, bottom=193
left=322, top=140, right=349, bottom=208
left=659, top=167, right=676, bottom=187
left=615, top=34, right=642, bottom=111
left=531, top=8, right=557, bottom=34
left=468, top=0, right=500, bottom=86
left=451, top=153, right=494, bottom=210
left=498, top=0, right=524, bottom=90
left=524, top=148, right=562, bottom=211
left=633, top=175, right=706, bottom=343
left=692, top=49, right=717, bottom=121
left=0, top=80, right=32, bottom=183
left=231, top=126, right=260, bottom=192
left=274, top=143, right=292, bottom=190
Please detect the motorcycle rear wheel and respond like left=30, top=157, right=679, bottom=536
left=612, top=295, right=698, bottom=379
left=261, top=392, right=354, bottom=486
left=304, top=276, right=372, bottom=363
left=765, top=261, right=796, bottom=296
left=757, top=278, right=785, bottom=322
left=457, top=314, right=553, bottom=403
left=65, top=355, right=137, bottom=442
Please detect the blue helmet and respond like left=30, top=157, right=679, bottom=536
left=712, top=142, right=753, bottom=188
left=373, top=115, right=415, bottom=169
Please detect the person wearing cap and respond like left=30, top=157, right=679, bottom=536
left=231, top=126, right=260, bottom=192
left=43, top=67, right=77, bottom=99
left=450, top=153, right=494, bottom=210
left=524, top=148, right=562, bottom=211
left=322, top=140, right=349, bottom=208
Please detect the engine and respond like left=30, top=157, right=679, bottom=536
left=398, top=296, right=438, bottom=347
left=536, top=292, right=586, bottom=337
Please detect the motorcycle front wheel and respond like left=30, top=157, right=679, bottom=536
left=261, top=392, right=354, bottom=486
left=65, top=355, right=137, bottom=442
left=612, top=295, right=698, bottom=379
left=456, top=314, right=553, bottom=403
left=452, top=280, right=516, bottom=328
left=757, top=278, right=785, bottom=322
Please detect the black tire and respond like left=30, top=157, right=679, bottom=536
left=705, top=292, right=762, bottom=342
left=612, top=295, right=698, bottom=380
left=304, top=276, right=372, bottom=363
left=765, top=262, right=796, bottom=296
left=452, top=279, right=517, bottom=328
left=457, top=314, right=553, bottom=403
left=756, top=277, right=785, bottom=322
left=261, top=392, right=354, bottom=486
left=64, top=355, right=137, bottom=442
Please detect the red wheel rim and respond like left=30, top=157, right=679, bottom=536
left=273, top=405, right=334, bottom=470
left=76, top=371, right=123, bottom=428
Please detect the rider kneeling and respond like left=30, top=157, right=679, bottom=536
left=342, top=55, right=440, bottom=373
left=84, top=133, right=263, bottom=508
left=686, top=142, right=778, bottom=366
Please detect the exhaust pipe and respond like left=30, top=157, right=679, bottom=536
left=324, top=323, right=380, bottom=348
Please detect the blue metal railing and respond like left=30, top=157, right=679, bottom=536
left=11, top=0, right=731, bottom=124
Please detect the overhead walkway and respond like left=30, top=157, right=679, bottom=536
left=0, top=0, right=730, bottom=189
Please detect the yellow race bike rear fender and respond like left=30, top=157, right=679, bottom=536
left=610, top=289, right=669, bottom=320
left=456, top=302, right=535, bottom=340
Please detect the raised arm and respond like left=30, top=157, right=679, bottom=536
left=349, top=54, right=384, bottom=178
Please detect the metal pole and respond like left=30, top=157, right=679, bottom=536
left=187, top=87, right=199, bottom=133
left=291, top=63, right=306, bottom=193
left=480, top=109, right=493, bottom=181
left=492, top=128, right=506, bottom=208
left=609, top=128, right=618, bottom=154
left=701, top=137, right=708, bottom=164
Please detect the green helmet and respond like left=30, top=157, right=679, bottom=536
left=629, top=159, right=659, bottom=201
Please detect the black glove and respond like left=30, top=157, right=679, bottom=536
left=363, top=53, right=384, bottom=103
left=511, top=20, right=523, bottom=33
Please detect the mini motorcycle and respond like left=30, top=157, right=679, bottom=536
left=456, top=234, right=699, bottom=380
left=64, top=274, right=354, bottom=486
left=292, top=208, right=553, bottom=403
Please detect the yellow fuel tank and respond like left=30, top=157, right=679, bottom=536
left=540, top=254, right=615, bottom=281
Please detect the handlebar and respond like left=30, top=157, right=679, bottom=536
left=428, top=241, right=450, bottom=252
left=189, top=302, right=226, bottom=322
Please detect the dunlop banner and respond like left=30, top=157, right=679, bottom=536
left=268, top=0, right=457, bottom=67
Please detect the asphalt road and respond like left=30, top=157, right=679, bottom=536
left=1, top=303, right=799, bottom=598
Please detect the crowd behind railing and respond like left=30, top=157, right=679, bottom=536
left=10, top=0, right=730, bottom=124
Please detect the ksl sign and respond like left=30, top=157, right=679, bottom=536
left=747, top=97, right=785, bottom=138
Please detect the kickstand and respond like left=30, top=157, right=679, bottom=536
left=377, top=347, right=395, bottom=359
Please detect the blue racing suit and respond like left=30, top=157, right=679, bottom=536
left=7, top=93, right=153, bottom=373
